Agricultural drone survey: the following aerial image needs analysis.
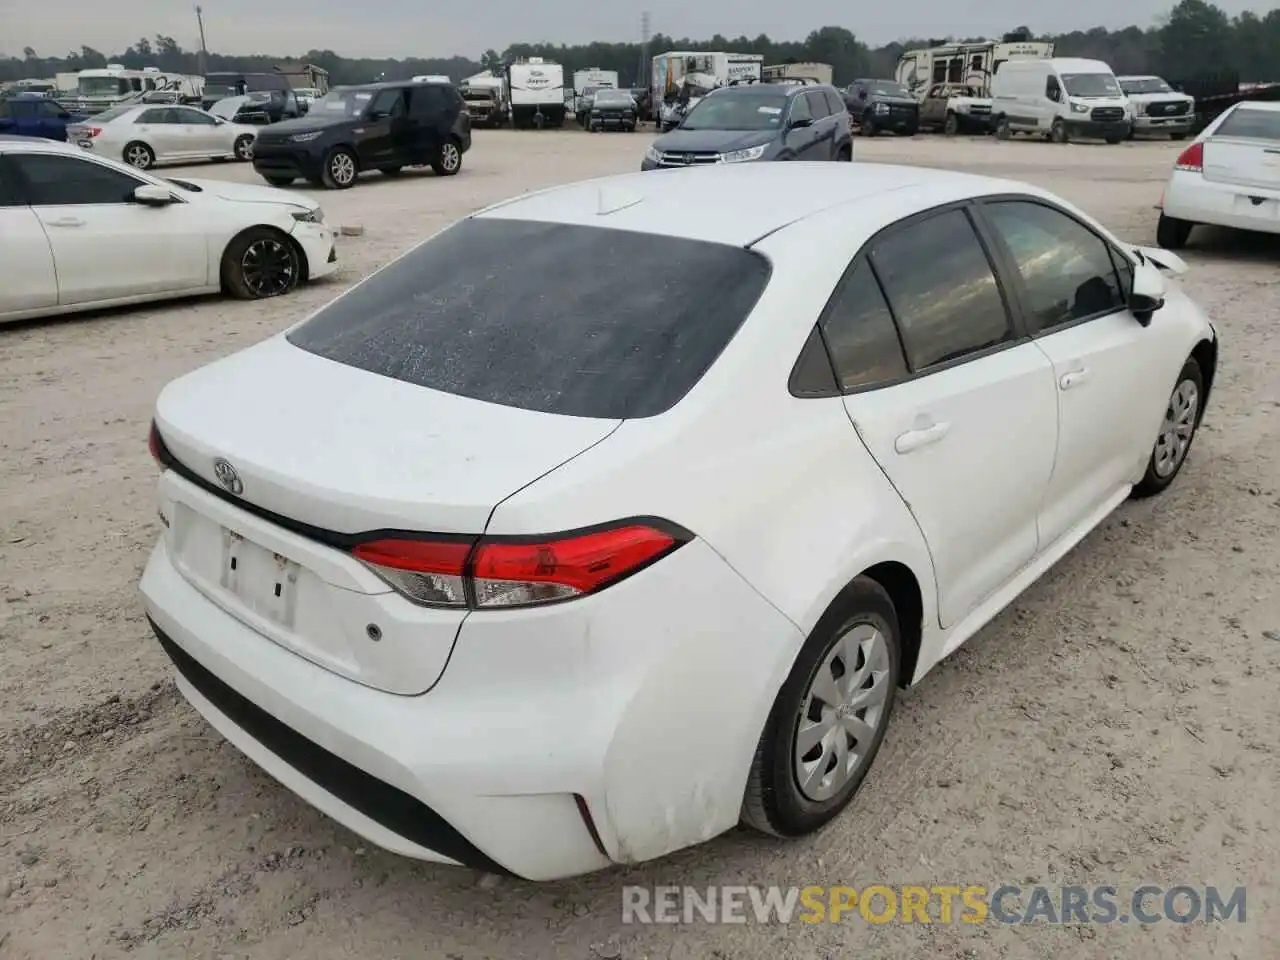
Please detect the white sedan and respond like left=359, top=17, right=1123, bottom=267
left=0, top=138, right=338, bottom=324
left=140, top=162, right=1218, bottom=881
left=67, top=103, right=259, bottom=170
left=1157, top=101, right=1280, bottom=248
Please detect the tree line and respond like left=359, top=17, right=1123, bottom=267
left=2, top=0, right=1276, bottom=89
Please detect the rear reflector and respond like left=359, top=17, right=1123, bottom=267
left=352, top=521, right=690, bottom=609
left=1175, top=141, right=1204, bottom=173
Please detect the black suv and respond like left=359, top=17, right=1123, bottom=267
left=844, top=79, right=919, bottom=137
left=251, top=81, right=471, bottom=189
left=641, top=83, right=852, bottom=170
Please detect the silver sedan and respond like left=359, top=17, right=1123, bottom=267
left=67, top=104, right=259, bottom=170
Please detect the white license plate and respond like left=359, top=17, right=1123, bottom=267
left=76, top=139, right=93, bottom=148
left=220, top=528, right=300, bottom=627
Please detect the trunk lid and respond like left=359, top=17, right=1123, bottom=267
left=1203, top=137, right=1280, bottom=192
left=154, top=334, right=620, bottom=694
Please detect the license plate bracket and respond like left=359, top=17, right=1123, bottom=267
left=221, top=528, right=300, bottom=627
left=76, top=139, right=93, bottom=148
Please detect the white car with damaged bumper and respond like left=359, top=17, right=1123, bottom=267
left=141, top=163, right=1218, bottom=881
left=0, top=139, right=337, bottom=324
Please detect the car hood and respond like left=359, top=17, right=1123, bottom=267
left=654, top=128, right=774, bottom=153
left=166, top=177, right=319, bottom=210
left=260, top=115, right=351, bottom=136
left=867, top=96, right=918, bottom=108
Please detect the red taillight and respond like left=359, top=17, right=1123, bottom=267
left=352, top=521, right=688, bottom=609
left=1175, top=141, right=1204, bottom=172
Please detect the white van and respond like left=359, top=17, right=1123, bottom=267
left=991, top=57, right=1131, bottom=143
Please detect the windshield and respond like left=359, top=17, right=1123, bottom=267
left=310, top=88, right=377, bottom=117
left=1061, top=73, right=1122, bottom=97
left=1215, top=107, right=1280, bottom=141
left=286, top=219, right=771, bottom=420
left=861, top=81, right=910, bottom=98
left=78, top=77, right=128, bottom=97
left=1119, top=77, right=1174, bottom=95
left=203, top=81, right=244, bottom=98
left=594, top=91, right=633, bottom=105
left=86, top=105, right=132, bottom=122
left=681, top=92, right=789, bottom=131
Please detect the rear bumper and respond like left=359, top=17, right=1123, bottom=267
left=1162, top=170, right=1280, bottom=234
left=140, top=524, right=800, bottom=880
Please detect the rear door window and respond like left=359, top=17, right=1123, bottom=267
left=1215, top=107, right=1280, bottom=140
left=286, top=219, right=772, bottom=419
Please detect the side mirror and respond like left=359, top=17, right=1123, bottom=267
left=132, top=184, right=174, bottom=206
left=857, top=90, right=868, bottom=100
left=58, top=112, right=71, bottom=119
left=1128, top=263, right=1166, bottom=326
left=789, top=116, right=814, bottom=129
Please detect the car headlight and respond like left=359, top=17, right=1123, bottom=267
left=645, top=145, right=662, bottom=163
left=289, top=131, right=323, bottom=143
left=954, top=102, right=970, bottom=113
left=1071, top=101, right=1090, bottom=114
left=292, top=207, right=323, bottom=224
left=873, top=102, right=889, bottom=114
left=719, top=144, right=767, bottom=163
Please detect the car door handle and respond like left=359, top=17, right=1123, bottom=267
left=44, top=217, right=85, bottom=227
left=894, top=420, right=951, bottom=454
left=1059, top=368, right=1092, bottom=390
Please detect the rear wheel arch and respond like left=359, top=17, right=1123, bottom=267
left=855, top=561, right=924, bottom=687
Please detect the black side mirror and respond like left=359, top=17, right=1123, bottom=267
left=58, top=112, right=71, bottom=119
left=1128, top=292, right=1164, bottom=326
left=857, top=90, right=868, bottom=100
left=789, top=116, right=814, bottom=129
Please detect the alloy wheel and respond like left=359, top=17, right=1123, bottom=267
left=329, top=152, right=356, bottom=186
left=1153, top=378, right=1199, bottom=478
left=793, top=623, right=892, bottom=803
left=440, top=142, right=460, bottom=172
left=240, top=238, right=296, bottom=298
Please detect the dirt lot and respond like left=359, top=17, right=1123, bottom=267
left=1, top=130, right=1278, bottom=960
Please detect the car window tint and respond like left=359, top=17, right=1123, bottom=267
left=806, top=92, right=831, bottom=119
left=138, top=108, right=170, bottom=123
left=0, top=161, right=22, bottom=206
left=870, top=209, right=1013, bottom=370
left=983, top=200, right=1125, bottom=332
left=369, top=89, right=405, bottom=116
left=820, top=259, right=909, bottom=390
left=0, top=102, right=10, bottom=119
left=11, top=101, right=37, bottom=118
left=1215, top=107, right=1280, bottom=140
left=286, top=219, right=772, bottom=420
left=788, top=94, right=813, bottom=123
left=176, top=108, right=217, bottom=125
left=9, top=154, right=141, bottom=206
left=39, top=101, right=64, bottom=117
left=408, top=85, right=445, bottom=117
left=824, top=90, right=845, bottom=115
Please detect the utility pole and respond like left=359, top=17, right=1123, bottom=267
left=195, top=5, right=209, bottom=77
left=637, top=11, right=651, bottom=88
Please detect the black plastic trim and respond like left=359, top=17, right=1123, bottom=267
left=148, top=617, right=518, bottom=878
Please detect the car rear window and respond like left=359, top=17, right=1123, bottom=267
left=286, top=218, right=772, bottom=419
left=1215, top=108, right=1280, bottom=141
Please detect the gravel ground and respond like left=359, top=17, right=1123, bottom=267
left=1, top=130, right=1278, bottom=960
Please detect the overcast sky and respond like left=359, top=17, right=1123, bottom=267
left=3, top=0, right=1264, bottom=61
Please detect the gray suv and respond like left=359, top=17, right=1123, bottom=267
left=642, top=83, right=852, bottom=170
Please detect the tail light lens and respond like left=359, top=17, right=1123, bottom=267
left=79, top=126, right=103, bottom=138
left=1175, top=141, right=1204, bottom=172
left=352, top=521, right=690, bottom=609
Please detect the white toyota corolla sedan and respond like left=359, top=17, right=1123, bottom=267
left=0, top=138, right=337, bottom=324
left=140, top=162, right=1219, bottom=881
left=1156, top=101, right=1280, bottom=249
left=67, top=103, right=260, bottom=170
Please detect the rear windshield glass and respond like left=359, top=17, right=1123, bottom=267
left=286, top=218, right=771, bottom=419
left=1216, top=108, right=1280, bottom=141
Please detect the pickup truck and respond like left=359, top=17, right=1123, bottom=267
left=0, top=93, right=89, bottom=141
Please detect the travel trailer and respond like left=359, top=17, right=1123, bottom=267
left=505, top=58, right=567, bottom=128
left=651, top=51, right=764, bottom=130
left=896, top=40, right=1055, bottom=98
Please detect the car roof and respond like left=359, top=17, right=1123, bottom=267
left=474, top=162, right=1036, bottom=247
left=334, top=80, right=451, bottom=92
left=0, top=137, right=82, bottom=153
left=1228, top=101, right=1280, bottom=112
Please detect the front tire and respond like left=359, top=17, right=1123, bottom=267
left=431, top=138, right=463, bottom=176
left=1156, top=213, right=1193, bottom=250
left=262, top=175, right=294, bottom=187
left=1171, top=132, right=1187, bottom=141
left=859, top=113, right=877, bottom=137
left=320, top=147, right=358, bottom=189
left=741, top=577, right=900, bottom=838
left=220, top=227, right=301, bottom=301
left=943, top=112, right=959, bottom=136
left=995, top=115, right=1011, bottom=140
left=1132, top=359, right=1205, bottom=498
left=233, top=135, right=254, bottom=161
left=1050, top=118, right=1069, bottom=143
left=123, top=141, right=155, bottom=170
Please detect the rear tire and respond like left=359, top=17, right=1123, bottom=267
left=836, top=145, right=852, bottom=161
left=1105, top=135, right=1123, bottom=144
left=263, top=175, right=294, bottom=187
left=123, top=141, right=155, bottom=170
left=741, top=577, right=900, bottom=838
left=220, top=227, right=301, bottom=301
left=1156, top=213, right=1193, bottom=250
left=431, top=138, right=463, bottom=176
left=1171, top=133, right=1187, bottom=141
left=859, top=113, right=876, bottom=137
left=1132, top=359, right=1205, bottom=498
left=233, top=135, right=254, bottom=161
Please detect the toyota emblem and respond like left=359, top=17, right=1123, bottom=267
left=212, top=458, right=244, bottom=495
